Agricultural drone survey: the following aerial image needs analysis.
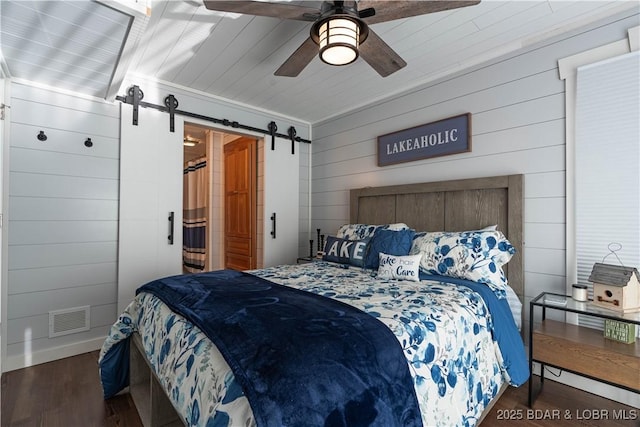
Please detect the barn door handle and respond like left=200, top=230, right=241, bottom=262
left=168, top=211, right=175, bottom=245
left=270, top=213, right=276, bottom=239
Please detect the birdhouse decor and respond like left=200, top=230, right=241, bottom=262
left=588, top=263, right=640, bottom=313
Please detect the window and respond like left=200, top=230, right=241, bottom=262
left=575, top=51, right=640, bottom=301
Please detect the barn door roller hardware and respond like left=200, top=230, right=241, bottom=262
left=267, top=122, right=297, bottom=154
left=123, top=85, right=144, bottom=126
left=268, top=121, right=277, bottom=151
left=165, top=94, right=178, bottom=133
left=117, top=85, right=311, bottom=153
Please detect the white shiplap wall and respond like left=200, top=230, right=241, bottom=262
left=6, top=82, right=120, bottom=369
left=309, top=10, right=639, bottom=405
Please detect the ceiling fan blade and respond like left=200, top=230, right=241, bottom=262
left=358, top=0, right=481, bottom=25
left=358, top=29, right=406, bottom=77
left=274, top=37, right=318, bottom=77
left=203, top=1, right=319, bottom=21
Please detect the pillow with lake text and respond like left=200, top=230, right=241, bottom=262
left=323, top=236, right=369, bottom=267
left=377, top=253, right=421, bottom=282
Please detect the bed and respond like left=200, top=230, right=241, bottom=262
left=99, top=174, right=528, bottom=427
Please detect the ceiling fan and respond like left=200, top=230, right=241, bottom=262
left=203, top=0, right=481, bottom=77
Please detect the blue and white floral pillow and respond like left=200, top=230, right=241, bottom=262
left=336, top=223, right=410, bottom=240
left=410, top=229, right=515, bottom=298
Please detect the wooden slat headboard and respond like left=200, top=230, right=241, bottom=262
left=349, top=174, right=524, bottom=303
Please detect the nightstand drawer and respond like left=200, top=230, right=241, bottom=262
left=533, top=320, right=640, bottom=390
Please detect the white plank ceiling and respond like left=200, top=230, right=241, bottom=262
left=1, top=0, right=638, bottom=124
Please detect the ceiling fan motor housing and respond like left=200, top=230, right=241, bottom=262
left=310, top=2, right=370, bottom=66
left=310, top=2, right=370, bottom=44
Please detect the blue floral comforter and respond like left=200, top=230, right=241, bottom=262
left=99, top=261, right=528, bottom=427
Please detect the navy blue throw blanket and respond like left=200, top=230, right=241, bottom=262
left=137, top=270, right=422, bottom=427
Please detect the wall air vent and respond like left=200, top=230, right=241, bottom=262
left=49, top=306, right=91, bottom=338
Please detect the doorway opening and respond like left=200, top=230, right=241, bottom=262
left=182, top=122, right=263, bottom=273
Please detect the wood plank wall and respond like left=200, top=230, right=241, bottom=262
left=7, top=83, right=120, bottom=368
left=309, top=10, right=639, bottom=340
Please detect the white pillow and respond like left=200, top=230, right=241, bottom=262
left=377, top=253, right=421, bottom=282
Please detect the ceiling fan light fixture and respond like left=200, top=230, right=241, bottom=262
left=317, top=17, right=360, bottom=66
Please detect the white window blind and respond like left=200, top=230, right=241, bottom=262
left=575, top=51, right=640, bottom=329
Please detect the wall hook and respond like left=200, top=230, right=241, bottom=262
left=84, top=138, right=93, bottom=148
left=37, top=130, right=47, bottom=141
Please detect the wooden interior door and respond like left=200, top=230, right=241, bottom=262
left=224, top=137, right=256, bottom=270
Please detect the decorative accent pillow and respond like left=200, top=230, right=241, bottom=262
left=336, top=223, right=410, bottom=240
left=477, top=224, right=498, bottom=231
left=377, top=253, right=421, bottom=282
left=323, top=236, right=369, bottom=267
left=410, top=229, right=515, bottom=296
left=364, top=228, right=415, bottom=270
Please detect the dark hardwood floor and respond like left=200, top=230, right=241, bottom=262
left=2, top=350, right=638, bottom=426
left=1, top=351, right=140, bottom=427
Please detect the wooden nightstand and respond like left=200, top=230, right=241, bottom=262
left=528, top=292, right=640, bottom=406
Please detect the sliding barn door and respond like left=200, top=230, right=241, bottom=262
left=118, top=104, right=183, bottom=312
left=263, top=138, right=299, bottom=267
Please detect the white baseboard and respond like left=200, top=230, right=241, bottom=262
left=4, top=336, right=106, bottom=372
left=532, top=362, right=640, bottom=409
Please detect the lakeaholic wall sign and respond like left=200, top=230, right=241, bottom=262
left=377, top=113, right=471, bottom=166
